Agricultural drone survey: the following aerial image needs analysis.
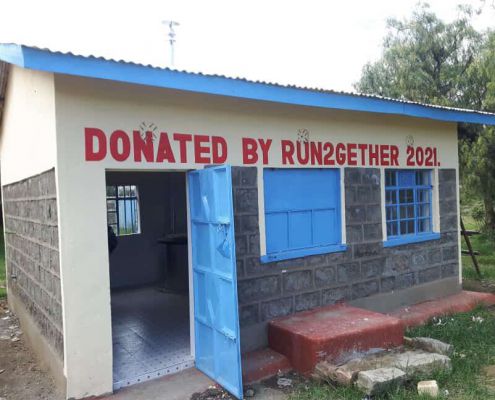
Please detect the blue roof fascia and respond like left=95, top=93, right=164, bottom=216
left=2, top=43, right=495, bottom=126
left=0, top=43, right=25, bottom=66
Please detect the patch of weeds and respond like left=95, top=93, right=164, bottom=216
left=461, top=209, right=495, bottom=282
left=290, top=308, right=495, bottom=400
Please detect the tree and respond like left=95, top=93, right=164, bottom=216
left=356, top=3, right=495, bottom=230
left=355, top=3, right=484, bottom=109
left=461, top=128, right=495, bottom=230
left=460, top=30, right=495, bottom=229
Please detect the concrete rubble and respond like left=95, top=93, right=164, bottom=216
left=355, top=367, right=406, bottom=395
left=404, top=336, right=453, bottom=356
left=417, top=380, right=439, bottom=397
left=313, top=337, right=453, bottom=395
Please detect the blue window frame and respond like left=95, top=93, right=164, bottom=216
left=261, top=168, right=346, bottom=263
left=384, top=170, right=439, bottom=247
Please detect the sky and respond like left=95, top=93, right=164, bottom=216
left=0, top=0, right=494, bottom=92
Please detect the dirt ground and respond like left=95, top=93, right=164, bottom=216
left=0, top=299, right=63, bottom=400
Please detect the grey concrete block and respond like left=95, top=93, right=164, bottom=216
left=397, top=272, right=415, bottom=289
left=260, top=297, right=293, bottom=321
left=357, top=185, right=381, bottom=204
left=244, top=256, right=274, bottom=276
left=235, top=235, right=248, bottom=257
left=294, top=291, right=320, bottom=312
left=321, top=286, right=350, bottom=305
left=241, top=167, right=257, bottom=186
left=381, top=276, right=395, bottom=292
left=352, top=280, right=379, bottom=299
left=346, top=206, right=366, bottom=224
left=345, top=186, right=357, bottom=206
left=315, top=266, right=337, bottom=288
left=441, top=263, right=458, bottom=278
left=240, top=215, right=259, bottom=233
left=234, top=188, right=258, bottom=214
left=361, top=169, right=381, bottom=186
left=337, top=262, right=361, bottom=283
left=384, top=253, right=411, bottom=275
left=247, top=234, right=260, bottom=256
left=238, top=276, right=280, bottom=302
left=440, top=199, right=457, bottom=215
left=365, top=205, right=382, bottom=223
left=442, top=245, right=458, bottom=262
left=418, top=267, right=441, bottom=284
left=412, top=250, right=429, bottom=269
left=353, top=242, right=382, bottom=259
left=439, top=169, right=456, bottom=183
left=427, top=248, right=442, bottom=264
left=283, top=270, right=313, bottom=293
left=363, top=223, right=382, bottom=241
left=345, top=168, right=362, bottom=185
left=240, top=304, right=259, bottom=326
left=361, top=258, right=385, bottom=279
left=236, top=259, right=245, bottom=278
left=305, top=254, right=328, bottom=268
left=346, top=225, right=363, bottom=244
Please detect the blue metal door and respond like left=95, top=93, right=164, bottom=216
left=188, top=165, right=243, bottom=399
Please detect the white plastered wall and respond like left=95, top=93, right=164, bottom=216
left=0, top=66, right=57, bottom=184
left=53, top=74, right=460, bottom=399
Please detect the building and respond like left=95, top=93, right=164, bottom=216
left=1, top=43, right=495, bottom=400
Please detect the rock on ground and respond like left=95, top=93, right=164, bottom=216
left=355, top=368, right=406, bottom=395
left=390, top=351, right=451, bottom=375
left=404, top=337, right=453, bottom=356
left=417, top=380, right=439, bottom=397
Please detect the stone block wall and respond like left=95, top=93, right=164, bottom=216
left=3, top=169, right=63, bottom=359
left=233, top=167, right=459, bottom=351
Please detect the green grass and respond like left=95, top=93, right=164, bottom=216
left=0, top=230, right=5, bottom=298
left=461, top=207, right=495, bottom=281
left=290, top=307, right=495, bottom=400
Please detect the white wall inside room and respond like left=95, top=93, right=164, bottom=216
left=0, top=67, right=57, bottom=185
left=106, top=171, right=188, bottom=290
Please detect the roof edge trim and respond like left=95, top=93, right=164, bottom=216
left=0, top=44, right=25, bottom=67
left=1, top=44, right=495, bottom=126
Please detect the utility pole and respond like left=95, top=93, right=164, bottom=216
left=162, top=20, right=180, bottom=67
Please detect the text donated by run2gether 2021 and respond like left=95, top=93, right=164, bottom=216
left=84, top=127, right=440, bottom=167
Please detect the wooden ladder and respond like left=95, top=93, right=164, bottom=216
left=460, top=216, right=482, bottom=278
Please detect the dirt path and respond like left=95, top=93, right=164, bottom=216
left=0, top=299, right=63, bottom=400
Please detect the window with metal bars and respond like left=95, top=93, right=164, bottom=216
left=384, top=170, right=439, bottom=246
left=106, top=185, right=141, bottom=236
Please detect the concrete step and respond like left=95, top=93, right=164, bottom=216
left=389, top=290, right=495, bottom=327
left=268, top=303, right=404, bottom=374
left=241, top=348, right=291, bottom=384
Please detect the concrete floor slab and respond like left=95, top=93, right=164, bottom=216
left=102, top=367, right=214, bottom=400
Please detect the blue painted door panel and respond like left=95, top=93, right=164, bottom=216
left=188, top=166, right=243, bottom=399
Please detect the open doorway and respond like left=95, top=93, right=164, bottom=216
left=106, top=171, right=193, bottom=390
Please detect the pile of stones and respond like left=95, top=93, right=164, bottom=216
left=313, top=337, right=453, bottom=396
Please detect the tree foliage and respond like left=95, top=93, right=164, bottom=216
left=355, top=3, right=495, bottom=230
left=355, top=3, right=483, bottom=109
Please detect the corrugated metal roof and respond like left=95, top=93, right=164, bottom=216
left=1, top=42, right=495, bottom=125
left=19, top=44, right=495, bottom=116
